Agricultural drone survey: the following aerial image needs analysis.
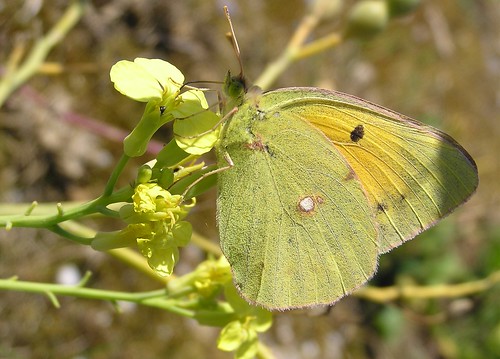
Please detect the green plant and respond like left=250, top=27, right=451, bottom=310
left=1, top=1, right=496, bottom=358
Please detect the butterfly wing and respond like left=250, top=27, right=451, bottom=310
left=262, top=87, right=478, bottom=253
left=216, top=93, right=379, bottom=310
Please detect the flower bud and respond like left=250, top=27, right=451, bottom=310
left=345, top=1, right=389, bottom=39
left=136, top=164, right=153, bottom=184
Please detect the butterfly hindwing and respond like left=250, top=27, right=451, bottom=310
left=217, top=93, right=379, bottom=310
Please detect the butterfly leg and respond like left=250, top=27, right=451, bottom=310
left=180, top=152, right=234, bottom=200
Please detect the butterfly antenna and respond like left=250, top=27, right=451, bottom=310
left=224, top=6, right=244, bottom=79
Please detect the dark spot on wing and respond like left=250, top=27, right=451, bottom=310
left=377, top=202, right=388, bottom=212
left=160, top=106, right=166, bottom=115
left=350, top=125, right=365, bottom=142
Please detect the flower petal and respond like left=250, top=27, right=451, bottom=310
left=110, top=60, right=164, bottom=102
left=173, top=90, right=220, bottom=155
left=172, top=89, right=209, bottom=117
left=134, top=58, right=185, bottom=96
left=217, top=321, right=246, bottom=352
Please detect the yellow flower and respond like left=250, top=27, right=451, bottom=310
left=110, top=58, right=220, bottom=157
left=110, top=58, right=184, bottom=102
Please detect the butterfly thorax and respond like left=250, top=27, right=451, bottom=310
left=218, top=98, right=258, bottom=152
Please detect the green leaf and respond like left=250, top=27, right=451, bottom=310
left=169, top=164, right=219, bottom=199
left=193, top=307, right=237, bottom=327
left=155, top=139, right=191, bottom=168
left=224, top=282, right=253, bottom=314
left=157, top=168, right=175, bottom=189
left=252, top=308, right=273, bottom=333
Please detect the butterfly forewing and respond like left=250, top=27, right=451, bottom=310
left=262, top=88, right=478, bottom=253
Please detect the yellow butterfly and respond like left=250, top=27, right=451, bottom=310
left=215, top=9, right=478, bottom=311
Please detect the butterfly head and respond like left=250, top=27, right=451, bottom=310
left=223, top=70, right=248, bottom=108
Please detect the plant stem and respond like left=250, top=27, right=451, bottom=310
left=254, top=10, right=321, bottom=90
left=103, top=153, right=131, bottom=196
left=0, top=277, right=195, bottom=317
left=0, top=1, right=88, bottom=107
left=0, top=196, right=104, bottom=228
left=0, top=186, right=132, bottom=230
left=49, top=223, right=93, bottom=245
left=355, top=269, right=500, bottom=303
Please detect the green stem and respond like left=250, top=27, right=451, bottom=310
left=0, top=1, right=88, bottom=107
left=254, top=10, right=321, bottom=90
left=0, top=277, right=195, bottom=317
left=0, top=186, right=132, bottom=229
left=0, top=202, right=85, bottom=216
left=49, top=223, right=93, bottom=245
left=253, top=11, right=343, bottom=90
left=0, top=197, right=103, bottom=228
left=103, top=153, right=131, bottom=196
left=257, top=342, right=276, bottom=359
left=295, top=32, right=342, bottom=60
left=254, top=49, right=296, bottom=91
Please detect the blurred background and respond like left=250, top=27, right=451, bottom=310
left=0, top=0, right=499, bottom=358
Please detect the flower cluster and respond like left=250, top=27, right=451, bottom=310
left=167, top=256, right=233, bottom=299
left=217, top=284, right=273, bottom=359
left=92, top=181, right=194, bottom=276
left=94, top=58, right=223, bottom=275
left=124, top=183, right=193, bottom=276
left=167, top=257, right=273, bottom=359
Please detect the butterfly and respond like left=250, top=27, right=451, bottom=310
left=214, top=9, right=478, bottom=311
